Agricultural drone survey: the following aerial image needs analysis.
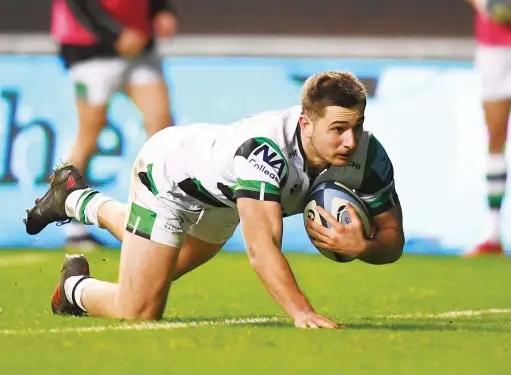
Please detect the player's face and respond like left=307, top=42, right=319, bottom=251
left=310, top=105, right=365, bottom=167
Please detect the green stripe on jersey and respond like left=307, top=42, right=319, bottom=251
left=126, top=203, right=156, bottom=239
left=146, top=164, right=159, bottom=195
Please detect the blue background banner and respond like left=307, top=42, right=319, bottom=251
left=0, top=55, right=496, bottom=254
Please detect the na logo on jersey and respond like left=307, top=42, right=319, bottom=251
left=235, top=137, right=289, bottom=185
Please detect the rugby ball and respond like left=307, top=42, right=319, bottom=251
left=303, top=181, right=371, bottom=263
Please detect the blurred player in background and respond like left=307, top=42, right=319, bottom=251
left=467, top=0, right=511, bottom=256
left=51, top=0, right=178, bottom=248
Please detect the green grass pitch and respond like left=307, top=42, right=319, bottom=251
left=0, top=249, right=509, bottom=375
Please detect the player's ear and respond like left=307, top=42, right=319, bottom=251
left=299, top=114, right=314, bottom=137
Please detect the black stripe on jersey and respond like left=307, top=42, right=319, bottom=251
left=359, top=163, right=394, bottom=194
left=235, top=139, right=259, bottom=159
left=178, top=179, right=230, bottom=208
left=295, top=125, right=307, bottom=172
left=217, top=183, right=235, bottom=202
left=487, top=173, right=507, bottom=181
left=65, top=0, right=122, bottom=46
left=233, top=189, right=280, bottom=202
left=125, top=225, right=151, bottom=240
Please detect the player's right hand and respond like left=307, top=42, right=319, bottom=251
left=115, top=28, right=148, bottom=58
left=293, top=311, right=340, bottom=329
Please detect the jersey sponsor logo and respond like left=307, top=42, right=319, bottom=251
left=249, top=143, right=285, bottom=183
left=251, top=143, right=285, bottom=177
left=236, top=138, right=289, bottom=185
left=164, top=213, right=184, bottom=233
left=249, top=157, right=280, bottom=182
left=348, top=160, right=361, bottom=170
left=288, top=149, right=298, bottom=158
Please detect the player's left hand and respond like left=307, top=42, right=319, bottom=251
left=305, top=204, right=367, bottom=257
left=153, top=11, right=178, bottom=38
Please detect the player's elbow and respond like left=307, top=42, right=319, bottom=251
left=385, top=235, right=405, bottom=264
left=362, top=234, right=405, bottom=265
left=386, top=246, right=404, bottom=264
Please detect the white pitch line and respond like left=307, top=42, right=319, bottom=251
left=1, top=308, right=510, bottom=336
left=375, top=308, right=511, bottom=319
left=0, top=316, right=285, bottom=336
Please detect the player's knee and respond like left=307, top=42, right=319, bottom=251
left=115, top=295, right=165, bottom=320
left=133, top=307, right=163, bottom=321
left=117, top=304, right=163, bottom=321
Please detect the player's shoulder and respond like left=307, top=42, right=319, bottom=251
left=361, top=131, right=394, bottom=187
left=230, top=107, right=300, bottom=186
left=366, top=132, right=391, bottom=162
left=233, top=106, right=301, bottom=149
left=235, top=106, right=301, bottom=128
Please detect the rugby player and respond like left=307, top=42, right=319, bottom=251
left=24, top=71, right=404, bottom=328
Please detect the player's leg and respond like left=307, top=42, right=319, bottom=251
left=89, top=199, right=225, bottom=276
left=69, top=230, right=180, bottom=319
left=124, top=55, right=173, bottom=136
left=94, top=200, right=126, bottom=241
left=56, top=232, right=225, bottom=319
left=174, top=206, right=239, bottom=279
left=51, top=169, right=203, bottom=319
left=468, top=46, right=511, bottom=256
left=71, top=196, right=225, bottom=278
left=91, top=199, right=237, bottom=279
left=484, top=99, right=510, bottom=237
left=58, top=194, right=233, bottom=318
left=64, top=59, right=124, bottom=247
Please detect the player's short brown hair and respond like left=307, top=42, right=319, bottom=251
left=301, top=71, right=367, bottom=120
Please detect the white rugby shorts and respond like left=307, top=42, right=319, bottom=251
left=124, top=128, right=240, bottom=248
left=68, top=53, right=164, bottom=105
left=475, top=45, right=511, bottom=100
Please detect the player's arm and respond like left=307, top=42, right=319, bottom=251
left=233, top=138, right=338, bottom=328
left=357, top=202, right=404, bottom=264
left=308, top=200, right=404, bottom=265
left=237, top=199, right=311, bottom=316
left=307, top=135, right=405, bottom=264
left=355, top=136, right=404, bottom=263
left=356, top=136, right=405, bottom=263
left=237, top=198, right=338, bottom=328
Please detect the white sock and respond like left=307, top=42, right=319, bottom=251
left=65, top=189, right=113, bottom=227
left=64, top=276, right=99, bottom=312
left=488, top=209, right=501, bottom=242
left=486, top=153, right=507, bottom=242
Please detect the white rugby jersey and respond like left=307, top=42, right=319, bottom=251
left=150, top=106, right=398, bottom=217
